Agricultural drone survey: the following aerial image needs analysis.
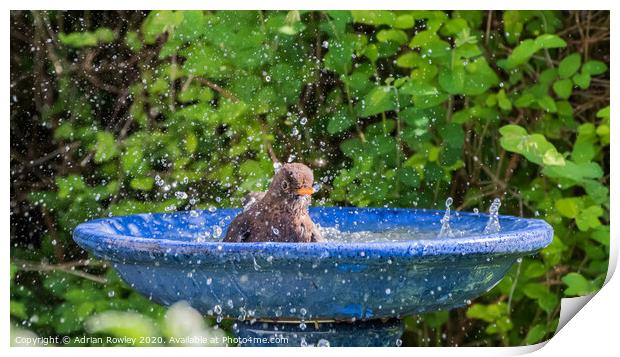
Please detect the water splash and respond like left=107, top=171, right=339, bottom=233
left=483, top=198, right=502, bottom=234
left=438, top=197, right=454, bottom=238
left=317, top=339, right=330, bottom=347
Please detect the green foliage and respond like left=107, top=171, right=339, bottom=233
left=10, top=10, right=609, bottom=347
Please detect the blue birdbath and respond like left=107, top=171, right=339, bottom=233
left=73, top=207, right=552, bottom=347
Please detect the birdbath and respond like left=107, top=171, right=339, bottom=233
left=73, top=207, right=552, bottom=347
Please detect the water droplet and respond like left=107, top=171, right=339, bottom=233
left=438, top=197, right=454, bottom=238
left=317, top=339, right=330, bottom=347
left=483, top=198, right=502, bottom=234
left=396, top=339, right=403, bottom=347
left=321, top=40, right=329, bottom=49
left=208, top=206, right=216, bottom=213
left=385, top=288, right=391, bottom=295
left=214, top=305, right=222, bottom=314
left=272, top=227, right=280, bottom=235
left=175, top=191, right=188, bottom=199
left=274, top=162, right=282, bottom=173
left=300, top=337, right=308, bottom=347
left=299, top=322, right=307, bottom=330
left=300, top=117, right=308, bottom=125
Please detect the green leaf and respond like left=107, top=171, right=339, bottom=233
left=59, top=28, right=116, bottom=48
left=357, top=86, right=397, bottom=117
left=542, top=160, right=603, bottom=182
left=558, top=53, right=581, bottom=78
left=438, top=66, right=465, bottom=94
left=396, top=52, right=422, bottom=68
left=394, top=14, right=414, bottom=29
left=130, top=177, right=154, bottom=191
left=534, top=34, right=567, bottom=48
left=591, top=226, right=610, bottom=247
left=142, top=10, right=184, bottom=44
left=327, top=109, right=356, bottom=134
left=182, top=45, right=228, bottom=78
left=93, top=132, right=119, bottom=163
left=400, top=81, right=448, bottom=109
left=522, top=283, right=559, bottom=314
left=504, top=34, right=566, bottom=69
left=185, top=132, right=198, bottom=153
left=523, top=261, right=547, bottom=279
left=581, top=60, right=608, bottom=76
left=596, top=106, right=610, bottom=121
left=572, top=72, right=591, bottom=89
left=562, top=272, right=597, bottom=296
left=409, top=31, right=451, bottom=59
left=376, top=29, right=408, bottom=45
left=503, top=11, right=526, bottom=43
left=504, top=39, right=539, bottom=69
left=555, top=197, right=581, bottom=219
left=323, top=34, right=356, bottom=75
left=351, top=10, right=396, bottom=26
left=86, top=311, right=159, bottom=343
left=10, top=301, right=28, bottom=320
left=398, top=167, right=420, bottom=188
left=525, top=324, right=548, bottom=345
left=552, top=79, right=573, bottom=99
left=499, top=125, right=565, bottom=166
left=466, top=304, right=501, bottom=322
left=125, top=31, right=142, bottom=52
left=496, top=89, right=512, bottom=111
left=575, top=205, right=603, bottom=231
left=537, top=95, right=557, bottom=112
left=573, top=123, right=597, bottom=164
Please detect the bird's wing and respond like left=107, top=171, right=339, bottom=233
left=241, top=191, right=267, bottom=211
left=223, top=213, right=251, bottom=242
left=310, top=225, right=324, bottom=242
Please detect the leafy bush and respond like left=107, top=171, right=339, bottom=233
left=10, top=10, right=609, bottom=346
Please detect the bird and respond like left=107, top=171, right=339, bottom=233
left=224, top=163, right=324, bottom=243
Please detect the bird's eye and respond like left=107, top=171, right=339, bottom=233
left=281, top=180, right=289, bottom=190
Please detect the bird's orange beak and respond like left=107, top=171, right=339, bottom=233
left=296, top=187, right=314, bottom=196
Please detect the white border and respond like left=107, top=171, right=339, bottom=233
left=3, top=2, right=617, bottom=357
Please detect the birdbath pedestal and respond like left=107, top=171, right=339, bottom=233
left=73, top=208, right=552, bottom=347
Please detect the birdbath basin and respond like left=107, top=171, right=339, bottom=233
left=73, top=207, right=552, bottom=347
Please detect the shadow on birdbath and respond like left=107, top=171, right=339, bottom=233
left=73, top=207, right=552, bottom=347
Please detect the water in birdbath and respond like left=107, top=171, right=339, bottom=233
left=188, top=197, right=504, bottom=243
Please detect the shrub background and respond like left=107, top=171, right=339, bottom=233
left=10, top=10, right=610, bottom=346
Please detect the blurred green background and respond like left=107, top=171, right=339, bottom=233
left=10, top=10, right=609, bottom=346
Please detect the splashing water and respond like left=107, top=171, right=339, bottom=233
left=317, top=339, right=330, bottom=347
left=273, top=162, right=282, bottom=173
left=483, top=198, right=502, bottom=234
left=438, top=197, right=454, bottom=238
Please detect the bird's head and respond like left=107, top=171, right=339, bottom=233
left=268, top=163, right=315, bottom=204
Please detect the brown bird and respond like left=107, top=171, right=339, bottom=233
left=224, top=163, right=324, bottom=243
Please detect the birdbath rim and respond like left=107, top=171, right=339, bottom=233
left=73, top=207, right=553, bottom=262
